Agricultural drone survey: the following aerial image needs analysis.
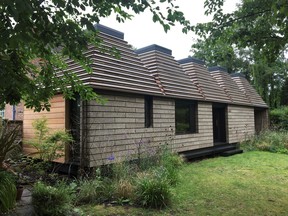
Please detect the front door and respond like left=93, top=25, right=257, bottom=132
left=213, top=104, right=227, bottom=144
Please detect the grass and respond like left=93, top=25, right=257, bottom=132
left=80, top=151, right=288, bottom=215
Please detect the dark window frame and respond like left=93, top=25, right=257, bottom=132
left=175, top=99, right=198, bottom=135
left=145, top=96, right=153, bottom=128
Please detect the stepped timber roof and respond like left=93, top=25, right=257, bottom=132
left=231, top=73, right=268, bottom=108
left=209, top=67, right=252, bottom=106
left=136, top=45, right=203, bottom=100
left=63, top=24, right=268, bottom=108
left=63, top=24, right=163, bottom=96
left=178, top=57, right=231, bottom=103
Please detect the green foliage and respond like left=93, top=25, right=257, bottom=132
left=270, top=106, right=288, bottom=130
left=197, top=0, right=288, bottom=62
left=160, top=151, right=184, bottom=186
left=113, top=179, right=135, bottom=202
left=0, top=0, right=192, bottom=111
left=281, top=78, right=288, bottom=105
left=76, top=178, right=113, bottom=205
left=76, top=141, right=183, bottom=208
left=192, top=0, right=288, bottom=108
left=108, top=145, right=182, bottom=208
left=79, top=152, right=288, bottom=215
left=29, top=117, right=73, bottom=161
left=32, top=181, right=76, bottom=216
left=134, top=171, right=172, bottom=209
left=0, top=120, right=21, bottom=166
left=241, top=130, right=288, bottom=154
left=0, top=171, right=17, bottom=213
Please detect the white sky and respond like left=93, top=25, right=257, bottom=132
left=100, top=0, right=240, bottom=60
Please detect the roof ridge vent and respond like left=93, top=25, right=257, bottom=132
left=135, top=44, right=172, bottom=55
left=94, top=24, right=124, bottom=39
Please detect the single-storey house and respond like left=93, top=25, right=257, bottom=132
left=23, top=24, right=268, bottom=167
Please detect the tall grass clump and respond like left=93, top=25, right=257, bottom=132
left=76, top=178, right=114, bottom=204
left=0, top=171, right=16, bottom=213
left=32, top=181, right=76, bottom=216
left=241, top=130, right=288, bottom=154
left=134, top=170, right=172, bottom=209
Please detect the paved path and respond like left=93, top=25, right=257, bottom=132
left=6, top=187, right=35, bottom=216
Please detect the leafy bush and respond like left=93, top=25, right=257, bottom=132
left=0, top=171, right=16, bottom=213
left=134, top=170, right=172, bottom=209
left=29, top=117, right=73, bottom=161
left=270, top=106, right=288, bottom=130
left=32, top=181, right=76, bottom=216
left=241, top=130, right=288, bottom=154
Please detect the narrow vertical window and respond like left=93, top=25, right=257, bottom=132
left=145, top=96, right=153, bottom=128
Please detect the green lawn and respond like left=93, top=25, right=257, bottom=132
left=80, top=151, right=288, bottom=215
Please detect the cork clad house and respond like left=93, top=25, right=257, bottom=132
left=23, top=24, right=268, bottom=167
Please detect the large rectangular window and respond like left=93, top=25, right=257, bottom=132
left=175, top=100, right=198, bottom=134
left=145, top=96, right=153, bottom=128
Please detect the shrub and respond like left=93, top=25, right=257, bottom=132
left=135, top=170, right=172, bottom=209
left=241, top=130, right=288, bottom=154
left=270, top=106, right=288, bottom=130
left=76, top=179, right=109, bottom=204
left=32, top=181, right=75, bottom=216
left=0, top=171, right=16, bottom=213
left=29, top=117, right=73, bottom=161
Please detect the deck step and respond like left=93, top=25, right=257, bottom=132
left=220, top=149, right=243, bottom=157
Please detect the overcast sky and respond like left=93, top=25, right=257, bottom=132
left=100, top=0, right=240, bottom=60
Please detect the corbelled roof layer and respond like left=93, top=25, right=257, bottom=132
left=209, top=67, right=251, bottom=106
left=231, top=73, right=268, bottom=108
left=136, top=45, right=203, bottom=100
left=178, top=57, right=231, bottom=103
left=61, top=26, right=163, bottom=96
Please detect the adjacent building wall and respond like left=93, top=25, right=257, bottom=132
left=23, top=94, right=66, bottom=158
left=227, top=105, right=255, bottom=143
left=86, top=91, right=213, bottom=167
left=2, top=103, right=24, bottom=120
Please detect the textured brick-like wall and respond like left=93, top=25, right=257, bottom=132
left=227, top=105, right=255, bottom=143
left=86, top=91, right=213, bottom=167
left=4, top=103, right=24, bottom=120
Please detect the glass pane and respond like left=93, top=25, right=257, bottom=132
left=176, top=103, right=190, bottom=133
